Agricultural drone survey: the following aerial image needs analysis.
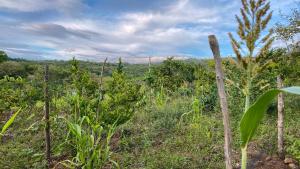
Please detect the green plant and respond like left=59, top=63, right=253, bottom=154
left=0, top=51, right=9, bottom=63
left=155, top=85, right=167, bottom=109
left=0, top=108, right=22, bottom=139
left=61, top=116, right=118, bottom=169
left=240, top=87, right=300, bottom=169
left=145, top=58, right=195, bottom=92
left=101, top=68, right=142, bottom=126
left=286, top=136, right=300, bottom=162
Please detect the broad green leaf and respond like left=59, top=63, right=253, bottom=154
left=240, top=87, right=300, bottom=148
left=1, top=108, right=22, bottom=135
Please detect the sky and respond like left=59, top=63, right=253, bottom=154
left=0, top=0, right=298, bottom=63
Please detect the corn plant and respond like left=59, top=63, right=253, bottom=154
left=61, top=116, right=118, bottom=169
left=240, top=86, right=300, bottom=169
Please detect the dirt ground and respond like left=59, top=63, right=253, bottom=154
left=233, top=144, right=299, bottom=169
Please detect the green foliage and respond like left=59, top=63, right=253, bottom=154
left=194, top=63, right=217, bottom=111
left=119, top=96, right=225, bottom=169
left=0, top=76, right=41, bottom=111
left=0, top=108, right=22, bottom=138
left=62, top=116, right=117, bottom=169
left=155, top=86, right=167, bottom=108
left=286, top=136, right=300, bottom=162
left=240, top=87, right=300, bottom=169
left=0, top=61, right=32, bottom=78
left=145, top=58, right=195, bottom=93
left=117, top=57, right=124, bottom=73
left=101, top=69, right=142, bottom=126
left=275, top=6, right=300, bottom=42
left=70, top=58, right=98, bottom=96
left=0, top=51, right=9, bottom=63
left=1, top=53, right=300, bottom=169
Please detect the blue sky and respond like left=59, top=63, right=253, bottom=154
left=0, top=0, right=298, bottom=63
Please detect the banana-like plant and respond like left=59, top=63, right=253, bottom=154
left=240, top=87, right=300, bottom=169
left=0, top=108, right=22, bottom=139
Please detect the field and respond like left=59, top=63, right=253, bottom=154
left=0, top=0, right=300, bottom=168
left=0, top=54, right=300, bottom=169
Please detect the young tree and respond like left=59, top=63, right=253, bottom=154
left=101, top=58, right=142, bottom=126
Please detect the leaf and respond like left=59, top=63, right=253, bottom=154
left=240, top=87, right=300, bottom=148
left=1, top=108, right=22, bottom=135
left=67, top=121, right=82, bottom=138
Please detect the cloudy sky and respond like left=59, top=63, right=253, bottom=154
left=0, top=0, right=298, bottom=63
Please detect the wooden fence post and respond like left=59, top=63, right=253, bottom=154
left=99, top=57, right=108, bottom=101
left=277, top=75, right=284, bottom=159
left=208, top=35, right=233, bottom=169
left=96, top=58, right=107, bottom=121
left=44, top=64, right=51, bottom=168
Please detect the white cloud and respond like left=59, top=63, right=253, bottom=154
left=0, top=0, right=84, bottom=13
left=0, top=0, right=297, bottom=63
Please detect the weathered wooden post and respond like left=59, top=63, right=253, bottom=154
left=44, top=64, right=51, bottom=168
left=99, top=57, right=108, bottom=101
left=208, top=35, right=232, bottom=169
left=96, top=58, right=108, bottom=121
left=277, top=75, right=284, bottom=159
left=148, top=56, right=152, bottom=73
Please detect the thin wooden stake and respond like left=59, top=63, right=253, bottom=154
left=148, top=56, right=152, bottom=73
left=99, top=57, right=108, bottom=101
left=44, top=64, right=51, bottom=168
left=96, top=58, right=108, bottom=121
left=277, top=75, right=284, bottom=159
left=208, top=35, right=233, bottom=169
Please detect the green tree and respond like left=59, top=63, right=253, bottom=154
left=275, top=5, right=299, bottom=45
left=101, top=59, right=142, bottom=126
left=145, top=58, right=195, bottom=93
left=0, top=51, right=9, bottom=63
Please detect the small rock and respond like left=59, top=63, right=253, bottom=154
left=265, top=156, right=272, bottom=161
left=272, top=155, right=279, bottom=159
left=254, top=160, right=263, bottom=167
left=233, top=162, right=240, bottom=169
left=285, top=158, right=295, bottom=164
left=288, top=163, right=298, bottom=169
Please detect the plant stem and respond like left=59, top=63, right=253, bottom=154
left=245, top=63, right=252, bottom=111
left=245, top=94, right=250, bottom=110
left=241, top=147, right=247, bottom=169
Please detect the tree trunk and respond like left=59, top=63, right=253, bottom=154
left=208, top=35, right=233, bottom=169
left=44, top=64, right=51, bottom=168
left=277, top=75, right=284, bottom=159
